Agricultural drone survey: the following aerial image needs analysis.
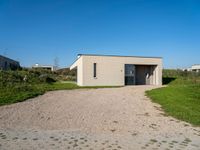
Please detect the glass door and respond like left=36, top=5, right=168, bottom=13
left=125, top=64, right=135, bottom=85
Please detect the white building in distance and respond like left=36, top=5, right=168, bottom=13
left=32, top=64, right=57, bottom=71
left=187, top=64, right=200, bottom=72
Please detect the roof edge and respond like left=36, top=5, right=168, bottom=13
left=0, top=55, right=20, bottom=63
left=77, top=54, right=162, bottom=59
left=70, top=53, right=163, bottom=68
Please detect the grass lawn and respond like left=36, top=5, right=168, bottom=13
left=0, top=82, right=77, bottom=106
left=146, top=79, right=200, bottom=126
left=0, top=82, right=121, bottom=106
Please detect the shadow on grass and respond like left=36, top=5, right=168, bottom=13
left=162, top=77, right=176, bottom=85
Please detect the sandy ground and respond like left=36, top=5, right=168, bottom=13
left=0, top=86, right=200, bottom=150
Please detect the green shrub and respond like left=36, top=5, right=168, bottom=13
left=0, top=69, right=57, bottom=87
left=163, top=69, right=200, bottom=78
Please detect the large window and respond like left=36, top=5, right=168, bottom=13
left=93, top=63, right=97, bottom=78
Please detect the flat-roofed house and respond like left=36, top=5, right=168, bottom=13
left=0, top=55, right=20, bottom=70
left=70, top=54, right=162, bottom=86
left=187, top=64, right=200, bottom=72
left=32, top=64, right=57, bottom=71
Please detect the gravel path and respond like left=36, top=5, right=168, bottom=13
left=0, top=86, right=200, bottom=149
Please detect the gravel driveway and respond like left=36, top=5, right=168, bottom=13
left=0, top=86, right=200, bottom=150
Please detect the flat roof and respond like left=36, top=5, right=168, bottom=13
left=70, top=53, right=162, bottom=68
left=33, top=64, right=55, bottom=67
left=78, top=54, right=162, bottom=59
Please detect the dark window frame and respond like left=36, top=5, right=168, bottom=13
left=93, top=63, right=97, bottom=78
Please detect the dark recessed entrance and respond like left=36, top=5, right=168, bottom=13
left=125, top=64, right=156, bottom=85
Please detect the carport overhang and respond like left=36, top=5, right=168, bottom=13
left=70, top=59, right=79, bottom=70
left=70, top=64, right=77, bottom=70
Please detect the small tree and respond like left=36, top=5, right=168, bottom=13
left=54, top=57, right=59, bottom=69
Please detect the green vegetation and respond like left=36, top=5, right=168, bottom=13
left=0, top=69, right=119, bottom=106
left=0, top=82, right=79, bottom=106
left=56, top=68, right=77, bottom=81
left=0, top=69, right=76, bottom=106
left=146, top=69, right=200, bottom=126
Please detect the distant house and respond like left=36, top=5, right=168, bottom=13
left=70, top=54, right=162, bottom=86
left=32, top=63, right=57, bottom=71
left=187, top=64, right=200, bottom=72
left=0, top=55, right=20, bottom=70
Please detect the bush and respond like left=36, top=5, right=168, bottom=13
left=163, top=69, right=200, bottom=85
left=0, top=69, right=57, bottom=87
left=163, top=69, right=200, bottom=78
left=39, top=74, right=56, bottom=83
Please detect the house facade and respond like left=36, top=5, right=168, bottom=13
left=0, top=55, right=20, bottom=70
left=70, top=54, right=162, bottom=86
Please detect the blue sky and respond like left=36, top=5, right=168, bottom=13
left=0, top=0, right=200, bottom=68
